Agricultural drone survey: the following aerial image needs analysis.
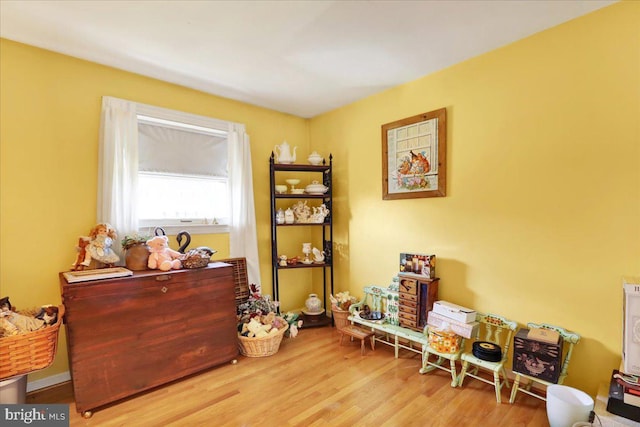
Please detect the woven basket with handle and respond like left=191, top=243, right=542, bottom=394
left=237, top=323, right=288, bottom=357
left=332, top=305, right=351, bottom=331
left=0, top=304, right=65, bottom=380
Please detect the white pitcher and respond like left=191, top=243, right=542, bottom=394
left=274, top=140, right=297, bottom=164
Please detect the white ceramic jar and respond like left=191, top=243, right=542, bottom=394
left=305, top=293, right=322, bottom=313
left=284, top=208, right=295, bottom=224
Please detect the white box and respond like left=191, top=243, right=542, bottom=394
left=427, top=311, right=479, bottom=339
left=432, top=300, right=477, bottom=323
left=623, top=277, right=640, bottom=376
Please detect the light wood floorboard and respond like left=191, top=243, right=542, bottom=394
left=28, top=326, right=548, bottom=426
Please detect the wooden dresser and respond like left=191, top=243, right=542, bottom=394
left=60, top=263, right=238, bottom=416
left=397, top=273, right=439, bottom=331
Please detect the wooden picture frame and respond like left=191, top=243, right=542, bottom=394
left=382, top=108, right=446, bottom=200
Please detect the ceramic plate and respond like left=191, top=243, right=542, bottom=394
left=359, top=311, right=384, bottom=321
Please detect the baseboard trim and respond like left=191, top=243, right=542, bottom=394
left=27, top=372, right=71, bottom=393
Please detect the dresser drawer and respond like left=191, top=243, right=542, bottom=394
left=399, top=311, right=417, bottom=323
left=400, top=293, right=418, bottom=303
left=399, top=305, right=417, bottom=315
left=400, top=319, right=417, bottom=329
left=399, top=277, right=418, bottom=295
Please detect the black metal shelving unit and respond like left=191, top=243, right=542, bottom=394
left=269, top=153, right=334, bottom=326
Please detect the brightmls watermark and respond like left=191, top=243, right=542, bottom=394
left=1, top=405, right=69, bottom=426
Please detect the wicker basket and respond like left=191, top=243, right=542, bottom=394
left=332, top=305, right=351, bottom=331
left=0, top=305, right=65, bottom=380
left=237, top=323, right=288, bottom=357
left=181, top=256, right=210, bottom=269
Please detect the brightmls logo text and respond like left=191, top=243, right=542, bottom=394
left=1, top=405, right=69, bottom=426
left=4, top=407, right=46, bottom=424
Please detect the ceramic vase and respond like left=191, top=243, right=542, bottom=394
left=125, top=243, right=150, bottom=271
left=305, top=293, right=322, bottom=313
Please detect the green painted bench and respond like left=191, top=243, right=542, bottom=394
left=348, top=282, right=429, bottom=358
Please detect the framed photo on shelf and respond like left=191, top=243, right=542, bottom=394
left=382, top=108, right=446, bottom=200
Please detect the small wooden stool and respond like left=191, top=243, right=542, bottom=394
left=339, top=325, right=375, bottom=355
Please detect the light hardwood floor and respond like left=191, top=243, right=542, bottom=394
left=28, top=326, right=549, bottom=426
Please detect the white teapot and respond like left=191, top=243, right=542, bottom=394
left=308, top=151, right=323, bottom=165
left=274, top=140, right=296, bottom=164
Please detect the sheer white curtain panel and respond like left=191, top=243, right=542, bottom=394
left=228, top=124, right=261, bottom=287
left=97, top=96, right=139, bottom=257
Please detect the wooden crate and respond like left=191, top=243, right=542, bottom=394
left=219, top=257, right=249, bottom=307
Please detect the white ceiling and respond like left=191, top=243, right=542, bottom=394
left=1, top=0, right=616, bottom=118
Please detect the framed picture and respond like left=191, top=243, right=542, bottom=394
left=382, top=108, right=446, bottom=200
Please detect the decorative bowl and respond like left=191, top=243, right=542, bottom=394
left=275, top=184, right=287, bottom=194
left=305, top=181, right=328, bottom=194
left=291, top=188, right=305, bottom=194
left=285, top=179, right=301, bottom=186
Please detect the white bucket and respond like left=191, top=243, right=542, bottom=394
left=546, top=384, right=594, bottom=427
left=0, top=375, right=28, bottom=404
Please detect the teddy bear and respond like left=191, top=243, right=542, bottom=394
left=241, top=317, right=274, bottom=338
left=71, top=236, right=91, bottom=271
left=146, top=235, right=182, bottom=271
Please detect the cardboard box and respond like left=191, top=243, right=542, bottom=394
left=427, top=310, right=479, bottom=339
left=527, top=327, right=560, bottom=344
left=432, top=300, right=477, bottom=323
left=512, top=328, right=563, bottom=384
left=623, top=277, right=640, bottom=376
left=399, top=253, right=436, bottom=279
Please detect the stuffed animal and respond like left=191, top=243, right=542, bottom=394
left=0, top=296, right=12, bottom=313
left=146, top=236, right=182, bottom=271
left=71, top=236, right=90, bottom=271
left=35, top=305, right=59, bottom=325
left=0, top=298, right=57, bottom=337
left=0, top=304, right=45, bottom=335
left=0, top=317, right=18, bottom=337
left=241, top=317, right=273, bottom=338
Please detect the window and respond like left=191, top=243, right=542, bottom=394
left=99, top=96, right=260, bottom=284
left=134, top=104, right=231, bottom=234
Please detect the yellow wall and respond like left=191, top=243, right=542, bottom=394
left=1, top=1, right=638, bottom=396
left=0, top=38, right=315, bottom=381
left=310, top=1, right=639, bottom=395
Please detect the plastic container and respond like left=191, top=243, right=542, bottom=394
left=546, top=384, right=594, bottom=427
left=0, top=375, right=27, bottom=404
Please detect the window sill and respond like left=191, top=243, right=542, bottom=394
left=139, top=224, right=229, bottom=235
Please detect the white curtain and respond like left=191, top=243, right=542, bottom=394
left=228, top=124, right=261, bottom=286
left=97, top=96, right=139, bottom=257
left=98, top=97, right=260, bottom=282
